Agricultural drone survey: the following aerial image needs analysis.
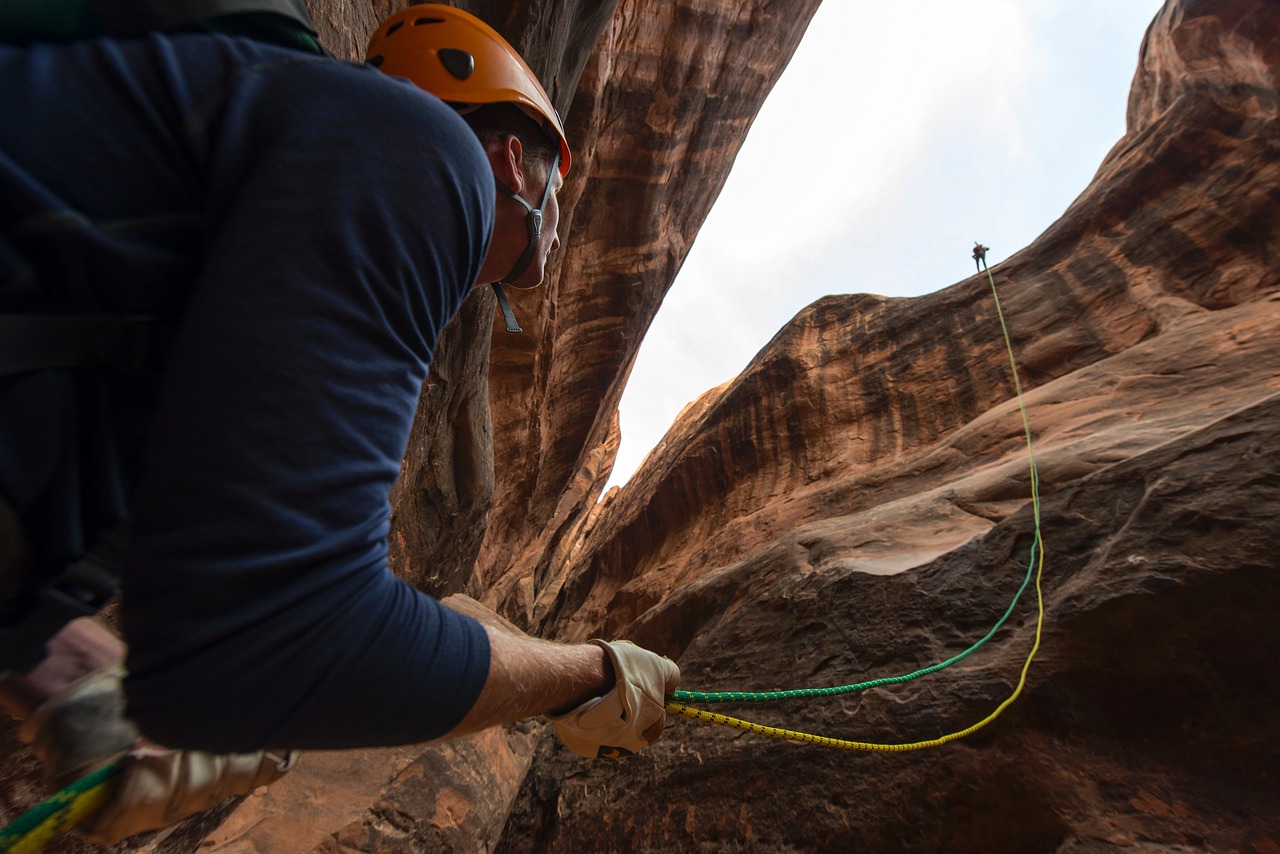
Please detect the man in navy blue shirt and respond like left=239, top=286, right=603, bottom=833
left=1, top=3, right=678, bottom=842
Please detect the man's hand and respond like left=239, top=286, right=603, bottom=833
left=439, top=595, right=680, bottom=756
left=83, top=744, right=296, bottom=845
left=19, top=662, right=139, bottom=790
left=548, top=639, right=680, bottom=759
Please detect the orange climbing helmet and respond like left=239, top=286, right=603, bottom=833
left=365, top=3, right=571, bottom=177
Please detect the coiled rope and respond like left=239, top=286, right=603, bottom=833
left=664, top=254, right=1046, bottom=751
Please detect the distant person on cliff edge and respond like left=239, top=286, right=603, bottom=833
left=0, top=1, right=678, bottom=843
left=973, top=242, right=990, bottom=270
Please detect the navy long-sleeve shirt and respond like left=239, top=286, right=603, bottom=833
left=0, top=32, right=494, bottom=749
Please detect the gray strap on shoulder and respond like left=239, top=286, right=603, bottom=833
left=83, top=0, right=318, bottom=38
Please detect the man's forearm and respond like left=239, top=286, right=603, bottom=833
left=442, top=627, right=615, bottom=737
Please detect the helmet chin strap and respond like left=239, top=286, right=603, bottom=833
left=491, top=151, right=560, bottom=334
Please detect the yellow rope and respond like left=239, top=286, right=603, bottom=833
left=0, top=764, right=120, bottom=854
left=668, top=256, right=1045, bottom=752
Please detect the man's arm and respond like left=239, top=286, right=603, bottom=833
left=438, top=595, right=681, bottom=757
left=0, top=607, right=609, bottom=733
left=439, top=593, right=611, bottom=735
left=6, top=597, right=676, bottom=846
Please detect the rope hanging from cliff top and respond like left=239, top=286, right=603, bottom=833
left=663, top=250, right=1047, bottom=752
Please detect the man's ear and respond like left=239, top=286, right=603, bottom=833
left=486, top=134, right=526, bottom=196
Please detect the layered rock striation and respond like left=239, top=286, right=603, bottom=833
left=501, top=1, right=1280, bottom=850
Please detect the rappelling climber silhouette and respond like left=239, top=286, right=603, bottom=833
left=972, top=242, right=990, bottom=270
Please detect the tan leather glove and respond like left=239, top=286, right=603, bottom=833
left=82, top=744, right=296, bottom=845
left=19, top=662, right=297, bottom=846
left=20, top=662, right=140, bottom=790
left=548, top=639, right=680, bottom=759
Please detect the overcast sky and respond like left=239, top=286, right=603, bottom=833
left=606, top=0, right=1167, bottom=489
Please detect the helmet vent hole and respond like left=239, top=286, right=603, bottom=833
left=384, top=21, right=403, bottom=37
left=413, top=17, right=445, bottom=26
left=438, top=48, right=475, bottom=81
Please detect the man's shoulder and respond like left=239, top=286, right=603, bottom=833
left=365, top=76, right=493, bottom=185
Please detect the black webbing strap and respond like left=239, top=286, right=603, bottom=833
left=0, top=523, right=126, bottom=674
left=0, top=314, right=169, bottom=377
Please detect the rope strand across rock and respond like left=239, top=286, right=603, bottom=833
left=664, top=249, right=1047, bottom=752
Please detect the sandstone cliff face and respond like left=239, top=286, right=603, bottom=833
left=497, top=0, right=1280, bottom=850
left=3, top=0, right=1277, bottom=852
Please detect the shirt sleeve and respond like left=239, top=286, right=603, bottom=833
left=119, top=42, right=496, bottom=750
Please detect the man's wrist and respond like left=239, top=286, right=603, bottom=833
left=546, top=642, right=615, bottom=716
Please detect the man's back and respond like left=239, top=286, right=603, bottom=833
left=0, top=31, right=496, bottom=747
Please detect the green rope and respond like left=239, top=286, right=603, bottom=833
left=671, top=532, right=1038, bottom=704
left=670, top=253, right=1041, bottom=707
left=0, top=761, right=122, bottom=854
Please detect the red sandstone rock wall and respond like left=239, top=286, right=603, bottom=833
left=501, top=0, right=1280, bottom=850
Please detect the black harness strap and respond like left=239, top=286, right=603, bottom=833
left=0, top=314, right=169, bottom=377
left=0, top=313, right=159, bottom=670
left=0, top=523, right=126, bottom=674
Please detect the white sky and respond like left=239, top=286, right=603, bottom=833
left=607, top=0, right=1167, bottom=489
